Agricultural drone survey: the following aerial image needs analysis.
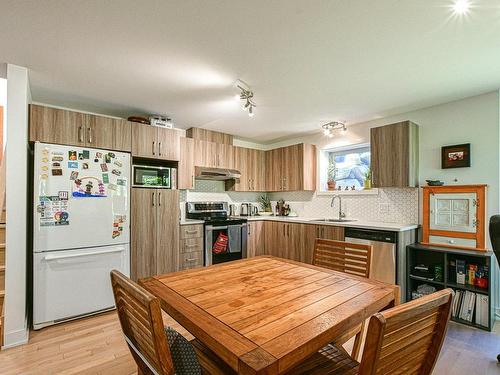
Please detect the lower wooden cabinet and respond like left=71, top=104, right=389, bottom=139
left=261, top=221, right=344, bottom=264
left=131, top=188, right=179, bottom=280
left=179, top=224, right=204, bottom=270
left=247, top=221, right=266, bottom=257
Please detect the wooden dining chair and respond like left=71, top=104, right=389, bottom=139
left=312, top=239, right=373, bottom=359
left=285, top=288, right=454, bottom=375
left=111, top=270, right=232, bottom=375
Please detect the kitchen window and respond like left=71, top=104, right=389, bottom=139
left=318, top=144, right=373, bottom=193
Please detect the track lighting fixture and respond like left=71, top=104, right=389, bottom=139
left=235, top=80, right=256, bottom=117
left=322, top=121, right=347, bottom=137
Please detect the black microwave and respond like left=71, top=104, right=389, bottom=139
left=132, top=165, right=176, bottom=189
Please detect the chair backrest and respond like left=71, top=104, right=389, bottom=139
left=313, top=239, right=372, bottom=278
left=358, top=288, right=453, bottom=375
left=110, top=270, right=174, bottom=375
left=489, top=215, right=500, bottom=267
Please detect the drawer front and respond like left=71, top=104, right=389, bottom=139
left=180, top=237, right=203, bottom=253
left=429, top=235, right=476, bottom=248
left=180, top=224, right=203, bottom=239
left=179, top=251, right=204, bottom=269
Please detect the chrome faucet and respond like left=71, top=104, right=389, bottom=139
left=330, top=194, right=346, bottom=220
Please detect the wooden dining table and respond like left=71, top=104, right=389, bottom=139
left=140, top=256, right=399, bottom=374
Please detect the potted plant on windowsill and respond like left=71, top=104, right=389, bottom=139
left=364, top=169, right=372, bottom=189
left=327, top=160, right=337, bottom=191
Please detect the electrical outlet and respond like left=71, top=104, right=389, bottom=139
left=379, top=203, right=390, bottom=214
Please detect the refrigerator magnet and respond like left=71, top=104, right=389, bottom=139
left=68, top=161, right=78, bottom=169
left=100, top=163, right=108, bottom=172
left=82, top=150, right=90, bottom=159
left=42, top=157, right=49, bottom=163
left=70, top=171, right=79, bottom=180
left=41, top=173, right=48, bottom=180
left=112, top=230, right=121, bottom=239
left=82, top=162, right=89, bottom=170
left=41, top=166, right=48, bottom=171
left=108, top=183, right=117, bottom=191
left=111, top=169, right=121, bottom=176
left=58, top=191, right=69, bottom=200
left=116, top=178, right=126, bottom=186
left=102, top=173, right=109, bottom=183
left=52, top=162, right=61, bottom=167
left=52, top=156, right=63, bottom=162
left=52, top=169, right=63, bottom=176
left=105, top=154, right=112, bottom=163
left=68, top=151, right=77, bottom=160
left=108, top=152, right=115, bottom=158
left=113, top=160, right=122, bottom=167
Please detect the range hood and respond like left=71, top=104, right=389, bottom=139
left=194, top=166, right=241, bottom=181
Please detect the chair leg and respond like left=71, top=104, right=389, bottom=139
left=351, top=321, right=365, bottom=361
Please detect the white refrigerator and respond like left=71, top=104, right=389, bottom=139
left=33, top=142, right=130, bottom=329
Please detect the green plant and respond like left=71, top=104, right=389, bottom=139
left=327, top=160, right=337, bottom=182
left=364, top=168, right=372, bottom=181
left=258, top=194, right=272, bottom=212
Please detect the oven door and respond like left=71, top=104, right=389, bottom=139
left=205, top=224, right=247, bottom=265
left=133, top=165, right=171, bottom=188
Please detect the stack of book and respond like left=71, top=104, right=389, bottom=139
left=451, top=290, right=489, bottom=327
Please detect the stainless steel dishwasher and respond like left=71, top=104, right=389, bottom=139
left=345, top=227, right=398, bottom=285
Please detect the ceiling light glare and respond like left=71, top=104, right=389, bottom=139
left=452, top=0, right=470, bottom=14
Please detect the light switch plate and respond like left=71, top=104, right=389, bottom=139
left=379, top=203, right=390, bottom=214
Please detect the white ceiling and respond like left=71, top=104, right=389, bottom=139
left=1, top=0, right=500, bottom=142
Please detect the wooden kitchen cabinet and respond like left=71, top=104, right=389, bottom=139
left=315, top=224, right=345, bottom=241
left=217, top=143, right=234, bottom=169
left=247, top=221, right=266, bottom=257
left=265, top=143, right=316, bottom=192
left=132, top=123, right=181, bottom=161
left=370, top=121, right=419, bottom=188
left=228, top=146, right=266, bottom=192
left=179, top=137, right=195, bottom=190
left=29, top=104, right=132, bottom=151
left=131, top=188, right=179, bottom=280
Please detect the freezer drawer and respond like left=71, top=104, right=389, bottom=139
left=33, top=244, right=130, bottom=329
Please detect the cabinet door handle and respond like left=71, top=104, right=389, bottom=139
left=186, top=258, right=197, bottom=262
left=159, top=142, right=162, bottom=156
left=152, top=141, right=156, bottom=156
left=87, top=127, right=92, bottom=143
left=78, top=126, right=83, bottom=142
left=287, top=225, right=290, bottom=237
left=152, top=192, right=155, bottom=206
left=158, top=192, right=161, bottom=206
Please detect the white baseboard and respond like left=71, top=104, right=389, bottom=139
left=2, top=326, right=29, bottom=349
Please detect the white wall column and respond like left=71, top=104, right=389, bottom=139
left=3, top=64, right=30, bottom=348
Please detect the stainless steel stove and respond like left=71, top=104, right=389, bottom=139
left=186, top=202, right=247, bottom=266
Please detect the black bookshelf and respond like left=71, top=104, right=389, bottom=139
left=406, top=243, right=494, bottom=331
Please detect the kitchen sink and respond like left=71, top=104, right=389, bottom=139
left=310, top=218, right=357, bottom=223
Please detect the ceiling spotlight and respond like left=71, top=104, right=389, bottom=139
left=452, top=0, right=470, bottom=14
left=322, top=121, right=347, bottom=137
left=235, top=79, right=256, bottom=117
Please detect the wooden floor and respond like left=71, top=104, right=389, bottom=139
left=0, top=311, right=498, bottom=374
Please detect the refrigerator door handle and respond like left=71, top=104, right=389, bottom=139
left=43, top=247, right=125, bottom=261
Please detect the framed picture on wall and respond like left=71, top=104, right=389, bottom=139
left=441, top=143, right=471, bottom=169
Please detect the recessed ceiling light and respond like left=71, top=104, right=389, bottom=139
left=452, top=0, right=470, bottom=14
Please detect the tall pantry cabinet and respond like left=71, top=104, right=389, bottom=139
left=131, top=189, right=180, bottom=280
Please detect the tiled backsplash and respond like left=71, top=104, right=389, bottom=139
left=180, top=181, right=419, bottom=223
left=268, top=188, right=419, bottom=223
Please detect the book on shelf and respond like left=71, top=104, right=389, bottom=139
left=451, top=288, right=488, bottom=327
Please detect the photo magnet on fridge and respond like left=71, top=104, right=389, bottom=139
left=113, top=160, right=122, bottom=167
left=68, top=151, right=77, bottom=160
left=100, top=163, right=108, bottom=172
left=52, top=156, right=63, bottom=162
left=70, top=171, right=79, bottom=180
left=52, top=169, right=63, bottom=176
left=82, top=150, right=90, bottom=159
left=102, top=173, right=109, bottom=183
left=68, top=161, right=78, bottom=169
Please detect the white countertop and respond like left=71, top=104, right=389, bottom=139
left=181, top=215, right=418, bottom=232
left=180, top=219, right=205, bottom=225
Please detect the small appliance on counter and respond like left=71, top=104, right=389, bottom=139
left=275, top=199, right=290, bottom=216
left=240, top=203, right=259, bottom=216
left=229, top=204, right=237, bottom=216
left=186, top=202, right=247, bottom=266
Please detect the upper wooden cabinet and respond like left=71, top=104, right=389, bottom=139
left=265, top=143, right=316, bottom=192
left=186, top=127, right=233, bottom=145
left=370, top=121, right=419, bottom=188
left=178, top=137, right=195, bottom=190
left=29, top=104, right=132, bottom=151
left=193, top=140, right=233, bottom=169
left=131, top=123, right=181, bottom=161
left=227, top=146, right=266, bottom=192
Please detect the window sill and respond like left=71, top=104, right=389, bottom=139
left=316, top=188, right=379, bottom=196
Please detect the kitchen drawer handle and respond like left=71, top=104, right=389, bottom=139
left=186, top=258, right=197, bottom=262
left=185, top=230, right=198, bottom=234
